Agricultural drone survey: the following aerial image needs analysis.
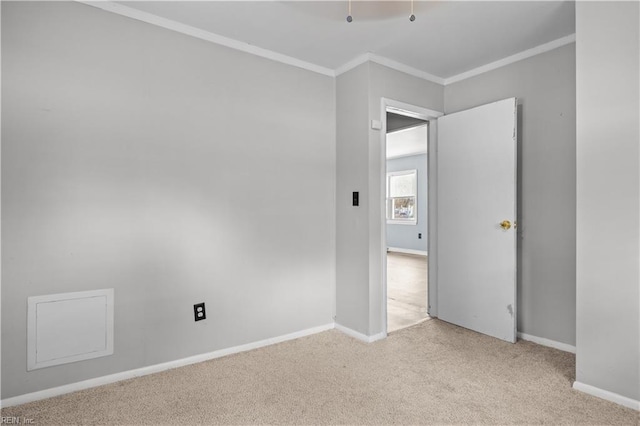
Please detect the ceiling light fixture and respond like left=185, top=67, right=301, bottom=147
left=346, top=0, right=416, bottom=23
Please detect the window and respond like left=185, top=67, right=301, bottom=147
left=386, top=169, right=417, bottom=225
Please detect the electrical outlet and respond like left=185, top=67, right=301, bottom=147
left=418, top=233, right=422, bottom=239
left=194, top=303, right=206, bottom=321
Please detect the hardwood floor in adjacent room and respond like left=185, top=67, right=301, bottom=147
left=387, top=251, right=430, bottom=332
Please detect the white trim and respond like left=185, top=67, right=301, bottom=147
left=517, top=332, right=576, bottom=354
left=77, top=2, right=574, bottom=87
left=445, top=34, right=576, bottom=85
left=384, top=102, right=444, bottom=121
left=387, top=150, right=428, bottom=161
left=387, top=247, right=428, bottom=257
left=573, top=381, right=640, bottom=411
left=334, top=53, right=371, bottom=77
left=330, top=35, right=575, bottom=86
left=335, top=53, right=445, bottom=85
left=334, top=323, right=386, bottom=343
left=77, top=1, right=334, bottom=77
left=1, top=323, right=334, bottom=409
left=368, top=332, right=386, bottom=343
left=368, top=54, right=445, bottom=85
left=387, top=220, right=417, bottom=226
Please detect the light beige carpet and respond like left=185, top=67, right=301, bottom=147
left=2, top=320, right=638, bottom=425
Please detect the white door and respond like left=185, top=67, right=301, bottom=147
left=437, top=98, right=517, bottom=343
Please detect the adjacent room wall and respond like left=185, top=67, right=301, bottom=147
left=575, top=1, right=639, bottom=404
left=1, top=1, right=336, bottom=399
left=444, top=43, right=577, bottom=347
left=386, top=154, right=428, bottom=252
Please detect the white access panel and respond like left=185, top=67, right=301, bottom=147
left=27, top=289, right=114, bottom=370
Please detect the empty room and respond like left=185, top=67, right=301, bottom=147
left=1, top=1, right=639, bottom=424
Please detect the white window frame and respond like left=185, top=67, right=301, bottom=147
left=386, top=169, right=417, bottom=225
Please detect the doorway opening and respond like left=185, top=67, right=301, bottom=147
left=381, top=99, right=443, bottom=336
left=385, top=112, right=430, bottom=332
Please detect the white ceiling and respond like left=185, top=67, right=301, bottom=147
left=387, top=124, right=428, bottom=159
left=116, top=1, right=576, bottom=80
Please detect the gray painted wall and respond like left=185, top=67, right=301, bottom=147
left=335, top=62, right=443, bottom=336
left=386, top=154, right=428, bottom=252
left=335, top=63, right=371, bottom=335
left=1, top=2, right=336, bottom=398
left=444, top=44, right=577, bottom=346
left=7, top=0, right=636, bottom=406
left=576, top=2, right=639, bottom=401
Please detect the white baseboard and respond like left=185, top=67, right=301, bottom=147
left=517, top=332, right=576, bottom=354
left=387, top=247, right=428, bottom=256
left=334, top=323, right=386, bottom=343
left=573, top=381, right=640, bottom=411
left=0, top=323, right=335, bottom=409
left=367, top=331, right=386, bottom=342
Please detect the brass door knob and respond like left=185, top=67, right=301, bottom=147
left=500, top=220, right=512, bottom=230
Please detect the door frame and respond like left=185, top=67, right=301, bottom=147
left=380, top=98, right=443, bottom=336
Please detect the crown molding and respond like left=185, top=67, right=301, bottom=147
left=368, top=54, right=446, bottom=85
left=444, top=33, right=576, bottom=85
left=77, top=1, right=335, bottom=77
left=335, top=52, right=445, bottom=86
left=334, top=53, right=371, bottom=77
left=77, top=2, right=575, bottom=88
